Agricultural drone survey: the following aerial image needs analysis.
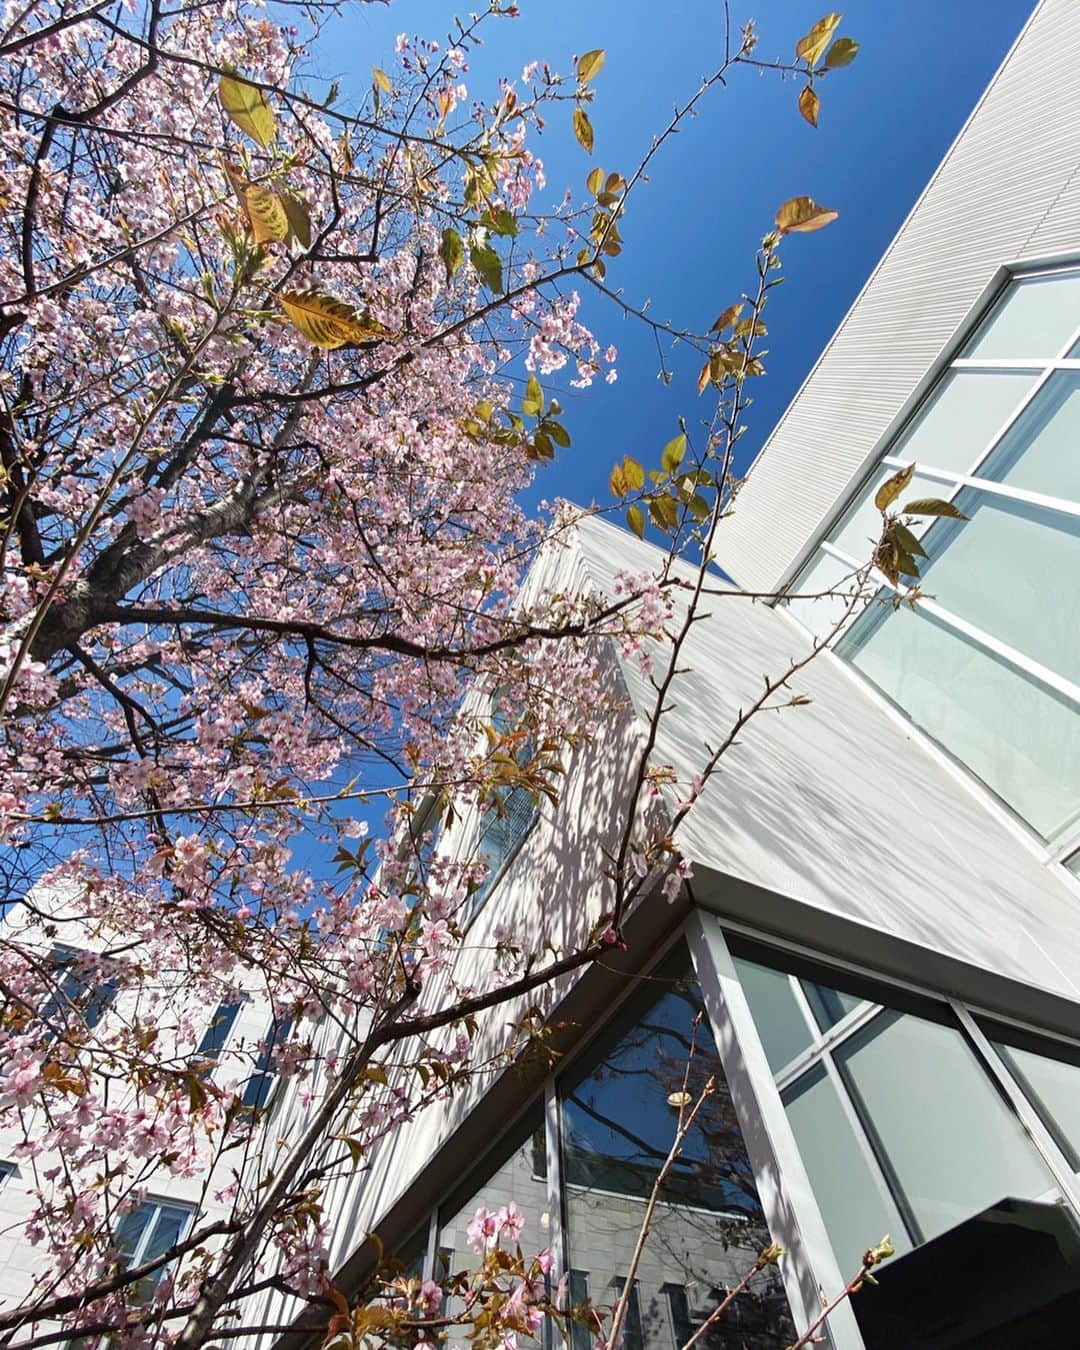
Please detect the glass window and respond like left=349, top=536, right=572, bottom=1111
left=196, top=998, right=244, bottom=1064
left=241, top=1016, right=292, bottom=1113
left=1065, top=848, right=1080, bottom=879
left=0, top=1161, right=13, bottom=1188
left=783, top=1064, right=910, bottom=1275
left=470, top=698, right=538, bottom=915
left=39, top=946, right=119, bottom=1039
left=886, top=370, right=1034, bottom=475
left=986, top=1026, right=1080, bottom=1172
left=800, top=982, right=863, bottom=1033
left=730, top=956, right=812, bottom=1074
left=436, top=1104, right=549, bottom=1345
left=113, top=1198, right=195, bottom=1304
left=836, top=1009, right=1054, bottom=1242
left=560, top=943, right=794, bottom=1349
left=963, top=273, right=1080, bottom=360
left=910, top=488, right=1080, bottom=684
left=979, top=369, right=1080, bottom=503
left=839, top=600, right=1080, bottom=840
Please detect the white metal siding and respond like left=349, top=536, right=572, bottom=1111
left=718, top=0, right=1080, bottom=592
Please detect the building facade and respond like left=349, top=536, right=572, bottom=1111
left=258, top=2, right=1080, bottom=1346
left=1, top=2, right=1078, bottom=1348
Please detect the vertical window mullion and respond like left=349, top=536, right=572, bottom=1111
left=951, top=1002, right=1080, bottom=1217
left=816, top=1048, right=919, bottom=1248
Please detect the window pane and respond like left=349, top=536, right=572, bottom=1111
left=1065, top=849, right=1080, bottom=878
left=978, top=369, right=1080, bottom=503
left=561, top=944, right=794, bottom=1350
left=990, top=1033, right=1080, bottom=1171
left=887, top=370, right=1034, bottom=475
left=197, top=999, right=244, bottom=1061
left=963, top=272, right=1080, bottom=360
left=836, top=1010, right=1053, bottom=1243
left=829, top=465, right=956, bottom=563
left=783, top=1064, right=910, bottom=1275
left=913, top=488, right=1080, bottom=684
left=839, top=601, right=1080, bottom=840
left=786, top=549, right=859, bottom=643
left=800, top=982, right=863, bottom=1033
left=731, top=957, right=812, bottom=1074
left=437, top=1104, right=549, bottom=1345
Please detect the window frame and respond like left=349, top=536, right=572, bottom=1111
left=781, top=257, right=1080, bottom=870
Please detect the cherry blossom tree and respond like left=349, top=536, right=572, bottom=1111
left=0, top=0, right=895, bottom=1346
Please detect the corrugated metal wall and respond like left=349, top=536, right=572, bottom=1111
left=718, top=0, right=1080, bottom=593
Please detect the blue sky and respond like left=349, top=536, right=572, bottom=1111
left=332, top=0, right=1031, bottom=518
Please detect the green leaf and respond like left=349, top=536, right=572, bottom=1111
left=799, top=84, right=820, bottom=128
left=487, top=206, right=519, bottom=237
left=544, top=419, right=571, bottom=448
left=470, top=242, right=504, bottom=294
left=626, top=504, right=645, bottom=539
left=890, top=521, right=927, bottom=558
left=219, top=73, right=276, bottom=148
left=902, top=497, right=968, bottom=519
left=825, top=37, right=859, bottom=68
left=577, top=49, right=606, bottom=84
left=874, top=463, right=915, bottom=511
left=775, top=196, right=839, bottom=235
left=440, top=227, right=464, bottom=282
left=795, top=13, right=842, bottom=67
left=649, top=494, right=679, bottom=533
left=573, top=106, right=594, bottom=154
left=522, top=373, right=543, bottom=417
left=661, top=433, right=687, bottom=473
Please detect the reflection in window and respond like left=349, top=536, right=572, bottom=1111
left=986, top=1025, right=1080, bottom=1172
left=560, top=942, right=794, bottom=1349
left=39, top=946, right=119, bottom=1039
left=470, top=698, right=538, bottom=917
left=436, top=1104, right=549, bottom=1346
left=835, top=1009, right=1053, bottom=1242
left=241, top=1016, right=292, bottom=1113
left=113, top=1197, right=195, bottom=1305
left=195, top=998, right=244, bottom=1066
left=783, top=1063, right=909, bottom=1275
left=792, top=269, right=1080, bottom=843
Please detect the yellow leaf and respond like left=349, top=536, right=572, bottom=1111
left=280, top=193, right=312, bottom=248
left=710, top=303, right=744, bottom=334
left=586, top=165, right=604, bottom=196
left=874, top=463, right=915, bottom=511
left=372, top=66, right=392, bottom=93
left=626, top=504, right=645, bottom=539
left=798, top=84, right=820, bottom=128
left=573, top=106, right=594, bottom=155
left=622, top=456, right=644, bottom=491
left=795, top=13, right=843, bottom=67
left=243, top=185, right=289, bottom=244
left=775, top=195, right=839, bottom=235
left=281, top=292, right=391, bottom=349
left=825, top=36, right=859, bottom=68
left=219, top=73, right=276, bottom=149
left=697, top=358, right=712, bottom=395
left=522, top=373, right=543, bottom=417
left=577, top=49, right=606, bottom=84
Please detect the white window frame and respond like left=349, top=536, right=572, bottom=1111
left=782, top=257, right=1080, bottom=874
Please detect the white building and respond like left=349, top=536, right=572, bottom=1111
left=2, top=2, right=1079, bottom=1348
left=254, top=2, right=1080, bottom=1347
